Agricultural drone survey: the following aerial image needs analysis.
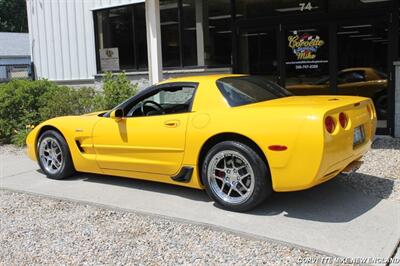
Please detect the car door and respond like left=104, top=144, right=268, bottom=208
left=91, top=84, right=196, bottom=176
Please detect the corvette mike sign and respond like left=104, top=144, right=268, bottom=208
left=286, top=30, right=328, bottom=70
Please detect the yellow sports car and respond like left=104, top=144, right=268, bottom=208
left=26, top=75, right=377, bottom=211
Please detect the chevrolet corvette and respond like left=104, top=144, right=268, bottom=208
left=26, top=74, right=377, bottom=211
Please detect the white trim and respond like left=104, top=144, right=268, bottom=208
left=90, top=0, right=145, bottom=11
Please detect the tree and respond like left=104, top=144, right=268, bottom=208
left=0, top=0, right=28, bottom=32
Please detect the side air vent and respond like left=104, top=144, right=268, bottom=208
left=75, top=140, right=84, bottom=152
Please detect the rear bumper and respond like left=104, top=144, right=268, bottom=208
left=273, top=149, right=368, bottom=192
left=310, top=151, right=366, bottom=188
left=271, top=98, right=376, bottom=192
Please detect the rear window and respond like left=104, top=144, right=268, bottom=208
left=216, top=76, right=292, bottom=107
left=374, top=69, right=387, bottom=79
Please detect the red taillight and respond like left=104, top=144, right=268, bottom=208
left=339, top=112, right=348, bottom=128
left=325, top=116, right=335, bottom=134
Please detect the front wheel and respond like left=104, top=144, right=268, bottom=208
left=202, top=141, right=272, bottom=212
left=37, top=130, right=75, bottom=180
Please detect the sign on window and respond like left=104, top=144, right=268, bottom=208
left=99, top=48, right=120, bottom=72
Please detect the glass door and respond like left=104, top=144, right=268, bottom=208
left=283, top=25, right=330, bottom=95
left=237, top=27, right=279, bottom=83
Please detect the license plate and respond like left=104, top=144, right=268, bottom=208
left=353, top=125, right=365, bottom=147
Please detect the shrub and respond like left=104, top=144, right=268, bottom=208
left=39, top=86, right=97, bottom=120
left=98, top=72, right=137, bottom=110
left=0, top=79, right=56, bottom=144
left=0, top=80, right=98, bottom=146
left=0, top=72, right=137, bottom=146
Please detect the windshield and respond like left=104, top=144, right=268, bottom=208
left=216, top=76, right=293, bottom=107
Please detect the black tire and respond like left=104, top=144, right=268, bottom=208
left=37, top=130, right=75, bottom=180
left=201, top=141, right=272, bottom=212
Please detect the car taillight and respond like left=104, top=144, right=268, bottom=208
left=325, top=116, right=335, bottom=134
left=339, top=112, right=348, bottom=128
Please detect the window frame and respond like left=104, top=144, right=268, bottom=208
left=93, top=3, right=148, bottom=73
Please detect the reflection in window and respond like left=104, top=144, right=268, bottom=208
left=337, top=20, right=388, bottom=125
left=338, top=70, right=365, bottom=84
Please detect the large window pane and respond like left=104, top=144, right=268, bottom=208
left=285, top=27, right=330, bottom=94
left=238, top=29, right=278, bottom=82
left=160, top=0, right=180, bottom=67
left=182, top=0, right=197, bottom=66
left=96, top=7, right=135, bottom=71
left=337, top=20, right=388, bottom=128
left=95, top=4, right=147, bottom=72
left=134, top=4, right=148, bottom=69
left=204, top=0, right=232, bottom=66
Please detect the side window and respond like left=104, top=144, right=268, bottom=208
left=338, top=71, right=365, bottom=84
left=127, top=86, right=196, bottom=117
left=152, top=87, right=195, bottom=105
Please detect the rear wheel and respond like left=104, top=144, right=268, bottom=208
left=202, top=141, right=272, bottom=212
left=37, top=130, right=75, bottom=180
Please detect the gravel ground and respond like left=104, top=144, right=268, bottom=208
left=0, top=190, right=328, bottom=265
left=337, top=137, right=400, bottom=201
left=0, top=137, right=398, bottom=265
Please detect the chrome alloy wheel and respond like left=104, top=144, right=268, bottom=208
left=207, top=150, right=255, bottom=205
left=39, top=137, right=63, bottom=174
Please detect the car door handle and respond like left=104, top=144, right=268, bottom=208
left=164, top=120, right=180, bottom=127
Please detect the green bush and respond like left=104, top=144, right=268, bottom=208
left=97, top=72, right=138, bottom=110
left=0, top=72, right=137, bottom=146
left=0, top=79, right=55, bottom=144
left=39, top=86, right=97, bottom=120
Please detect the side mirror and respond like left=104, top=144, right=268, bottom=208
left=110, top=109, right=124, bottom=120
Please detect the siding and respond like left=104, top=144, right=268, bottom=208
left=26, top=0, right=144, bottom=81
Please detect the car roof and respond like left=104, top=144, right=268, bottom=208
left=341, top=67, right=374, bottom=72
left=157, top=74, right=246, bottom=85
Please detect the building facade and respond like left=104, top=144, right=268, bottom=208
left=0, top=32, right=31, bottom=82
left=26, top=0, right=399, bottom=135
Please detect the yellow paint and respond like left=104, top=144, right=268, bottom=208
left=26, top=74, right=376, bottom=192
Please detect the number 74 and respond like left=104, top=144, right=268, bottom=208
left=299, top=2, right=313, bottom=11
